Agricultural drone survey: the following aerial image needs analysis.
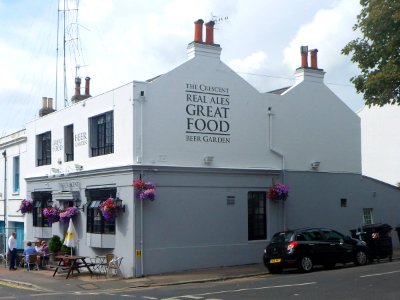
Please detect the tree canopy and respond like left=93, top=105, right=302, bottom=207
left=342, top=0, right=400, bottom=107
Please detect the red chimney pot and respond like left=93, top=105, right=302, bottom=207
left=75, top=77, right=81, bottom=96
left=309, top=49, right=318, bottom=69
left=300, top=46, right=308, bottom=68
left=194, top=19, right=204, bottom=43
left=205, top=21, right=215, bottom=45
left=85, top=77, right=91, bottom=96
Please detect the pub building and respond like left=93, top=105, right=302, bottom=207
left=14, top=19, right=400, bottom=277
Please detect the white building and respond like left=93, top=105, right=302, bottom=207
left=2, top=19, right=399, bottom=277
left=359, top=105, right=400, bottom=186
left=0, top=129, right=27, bottom=250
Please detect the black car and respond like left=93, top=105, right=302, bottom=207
left=263, top=227, right=369, bottom=273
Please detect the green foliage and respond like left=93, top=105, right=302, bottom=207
left=342, top=0, right=400, bottom=106
left=48, top=235, right=62, bottom=253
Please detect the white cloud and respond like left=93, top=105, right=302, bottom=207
left=283, top=0, right=360, bottom=71
left=229, top=51, right=268, bottom=73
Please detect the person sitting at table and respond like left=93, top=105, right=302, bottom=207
left=34, top=240, right=43, bottom=253
left=23, top=242, right=37, bottom=267
left=39, top=240, right=50, bottom=267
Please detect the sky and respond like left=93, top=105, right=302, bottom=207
left=0, top=0, right=363, bottom=136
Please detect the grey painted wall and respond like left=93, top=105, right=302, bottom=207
left=285, top=171, right=400, bottom=247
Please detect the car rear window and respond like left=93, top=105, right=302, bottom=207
left=271, top=231, right=294, bottom=243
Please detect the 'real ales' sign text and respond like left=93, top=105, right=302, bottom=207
left=185, top=83, right=230, bottom=143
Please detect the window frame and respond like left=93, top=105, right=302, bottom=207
left=32, top=192, right=52, bottom=227
left=89, top=111, right=114, bottom=157
left=363, top=208, right=374, bottom=225
left=12, top=156, right=20, bottom=193
left=37, top=131, right=51, bottom=166
left=64, top=124, right=74, bottom=162
left=248, top=191, right=267, bottom=241
left=86, top=188, right=116, bottom=234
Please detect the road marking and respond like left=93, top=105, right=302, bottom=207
left=181, top=296, right=204, bottom=299
left=178, top=282, right=317, bottom=298
left=360, top=270, right=400, bottom=278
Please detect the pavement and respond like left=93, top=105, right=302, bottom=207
left=0, top=262, right=269, bottom=293
left=0, top=249, right=399, bottom=293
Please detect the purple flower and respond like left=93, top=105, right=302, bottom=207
left=140, top=189, right=156, bottom=201
left=18, top=199, right=33, bottom=214
left=59, top=207, right=79, bottom=223
left=43, top=206, right=60, bottom=223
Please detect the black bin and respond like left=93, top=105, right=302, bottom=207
left=350, top=223, right=393, bottom=262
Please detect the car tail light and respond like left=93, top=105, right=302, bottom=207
left=287, top=241, right=298, bottom=254
left=371, top=232, right=379, bottom=239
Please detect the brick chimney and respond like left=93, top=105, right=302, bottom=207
left=39, top=97, right=56, bottom=117
left=187, top=19, right=221, bottom=59
left=71, top=76, right=91, bottom=103
left=295, top=46, right=325, bottom=83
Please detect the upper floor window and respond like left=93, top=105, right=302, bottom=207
left=64, top=124, right=74, bottom=162
left=37, top=131, right=51, bottom=166
left=13, top=156, right=20, bottom=193
left=248, top=191, right=267, bottom=241
left=90, top=111, right=114, bottom=157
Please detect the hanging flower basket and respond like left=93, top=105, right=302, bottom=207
left=100, top=198, right=120, bottom=221
left=267, top=182, right=289, bottom=201
left=18, top=199, right=33, bottom=214
left=133, top=179, right=156, bottom=201
left=59, top=206, right=79, bottom=224
left=43, top=206, right=60, bottom=224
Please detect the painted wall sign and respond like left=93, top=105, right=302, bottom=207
left=74, top=132, right=88, bottom=147
left=52, top=138, right=63, bottom=152
left=185, top=83, right=231, bottom=143
left=59, top=181, right=81, bottom=191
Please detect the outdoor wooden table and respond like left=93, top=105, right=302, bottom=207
left=52, top=255, right=93, bottom=279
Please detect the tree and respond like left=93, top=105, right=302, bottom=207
left=342, top=0, right=400, bottom=107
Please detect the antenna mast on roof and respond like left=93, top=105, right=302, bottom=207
left=210, top=13, right=229, bottom=28
left=55, top=0, right=84, bottom=108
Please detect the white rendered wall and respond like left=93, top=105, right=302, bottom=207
left=25, top=82, right=135, bottom=178
left=136, top=50, right=282, bottom=170
left=270, top=69, right=362, bottom=174
left=359, top=105, right=400, bottom=186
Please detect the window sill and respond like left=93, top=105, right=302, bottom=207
left=86, top=233, right=115, bottom=248
left=33, top=226, right=52, bottom=239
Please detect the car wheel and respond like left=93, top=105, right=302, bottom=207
left=298, top=256, right=313, bottom=272
left=354, top=250, right=368, bottom=266
left=267, top=265, right=282, bottom=274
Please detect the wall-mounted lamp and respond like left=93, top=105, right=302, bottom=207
left=47, top=199, right=54, bottom=206
left=203, top=155, right=214, bottom=165
left=311, top=161, right=320, bottom=170
left=76, top=203, right=85, bottom=212
left=74, top=164, right=83, bottom=171
left=115, top=197, right=125, bottom=212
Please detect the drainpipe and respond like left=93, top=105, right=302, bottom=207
left=268, top=107, right=286, bottom=230
left=2, top=150, right=7, bottom=251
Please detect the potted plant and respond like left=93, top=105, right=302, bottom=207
left=17, top=199, right=33, bottom=214
left=133, top=179, right=156, bottom=201
left=267, top=182, right=289, bottom=201
left=43, top=206, right=60, bottom=224
left=100, top=198, right=121, bottom=221
left=48, top=235, right=63, bottom=262
left=59, top=206, right=79, bottom=224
